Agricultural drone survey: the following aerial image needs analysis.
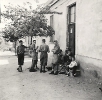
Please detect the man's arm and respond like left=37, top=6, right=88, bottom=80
left=75, top=61, right=77, bottom=66
left=36, top=46, right=39, bottom=52
left=17, top=46, right=19, bottom=56
left=54, top=46, right=60, bottom=54
left=47, top=45, right=50, bottom=53
left=24, top=45, right=28, bottom=48
left=39, top=45, right=41, bottom=52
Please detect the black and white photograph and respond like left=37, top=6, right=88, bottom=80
left=0, top=0, right=102, bottom=100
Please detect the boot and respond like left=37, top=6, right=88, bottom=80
left=49, top=71, right=54, bottom=74
left=43, top=66, right=47, bottom=73
left=18, top=66, right=22, bottom=72
left=66, top=72, right=70, bottom=77
left=36, top=65, right=39, bottom=70
left=54, top=71, right=58, bottom=75
left=40, top=69, right=42, bottom=73
left=43, top=70, right=47, bottom=73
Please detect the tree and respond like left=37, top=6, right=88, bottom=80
left=2, top=3, right=55, bottom=37
left=1, top=3, right=55, bottom=54
left=36, top=3, right=62, bottom=14
left=2, top=25, right=19, bottom=54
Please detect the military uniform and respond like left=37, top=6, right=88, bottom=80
left=29, top=44, right=39, bottom=72
left=39, top=44, right=50, bottom=66
left=17, top=45, right=26, bottom=65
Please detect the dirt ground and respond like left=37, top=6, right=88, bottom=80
left=0, top=56, right=102, bottom=100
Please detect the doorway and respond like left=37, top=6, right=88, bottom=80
left=67, top=3, right=76, bottom=55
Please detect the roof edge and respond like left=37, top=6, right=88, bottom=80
left=49, top=0, right=60, bottom=8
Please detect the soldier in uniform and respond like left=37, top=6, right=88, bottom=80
left=17, top=40, right=27, bottom=72
left=39, top=39, right=50, bottom=73
left=29, top=40, right=39, bottom=72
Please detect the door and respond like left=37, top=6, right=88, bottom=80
left=67, top=3, right=76, bottom=55
left=68, top=23, right=75, bottom=55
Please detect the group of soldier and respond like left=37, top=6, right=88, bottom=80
left=17, top=39, right=77, bottom=76
left=17, top=39, right=59, bottom=72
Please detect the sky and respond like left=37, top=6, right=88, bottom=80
left=1, top=0, right=49, bottom=11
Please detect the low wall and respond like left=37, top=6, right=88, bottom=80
left=76, top=55, right=102, bottom=86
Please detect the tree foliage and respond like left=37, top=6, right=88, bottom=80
left=1, top=3, right=55, bottom=42
left=36, top=3, right=62, bottom=14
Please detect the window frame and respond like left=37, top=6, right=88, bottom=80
left=50, top=15, right=54, bottom=42
left=69, top=4, right=76, bottom=24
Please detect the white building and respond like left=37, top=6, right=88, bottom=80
left=45, top=0, right=102, bottom=81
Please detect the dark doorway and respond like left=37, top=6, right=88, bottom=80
left=67, top=3, right=76, bottom=55
left=69, top=23, right=75, bottom=55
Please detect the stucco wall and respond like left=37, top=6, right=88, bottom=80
left=75, top=0, right=102, bottom=79
left=76, top=0, right=102, bottom=60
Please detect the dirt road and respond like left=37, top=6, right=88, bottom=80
left=0, top=56, right=101, bottom=100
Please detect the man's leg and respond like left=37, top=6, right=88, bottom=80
left=17, top=54, right=22, bottom=72
left=73, top=66, right=77, bottom=76
left=29, top=60, right=34, bottom=72
left=36, top=53, right=39, bottom=69
left=54, top=64, right=59, bottom=75
left=35, top=61, right=39, bottom=69
left=40, top=54, right=44, bottom=73
left=35, top=60, right=38, bottom=69
left=43, top=66, right=45, bottom=72
left=40, top=59, right=42, bottom=72
left=42, top=56, right=47, bottom=73
left=40, top=65, right=42, bottom=73
left=49, top=64, right=55, bottom=74
left=17, top=55, right=20, bottom=70
left=20, top=54, right=24, bottom=72
left=19, top=65, right=22, bottom=72
left=32, top=60, right=35, bottom=69
left=66, top=65, right=70, bottom=76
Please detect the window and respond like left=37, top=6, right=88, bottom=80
left=50, top=15, right=53, bottom=28
left=66, top=3, right=76, bottom=54
left=50, top=15, right=54, bottom=42
left=69, top=4, right=76, bottom=23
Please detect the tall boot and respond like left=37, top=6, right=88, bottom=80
left=18, top=65, right=22, bottom=72
left=54, top=64, right=58, bottom=75
left=43, top=66, right=47, bottom=73
left=36, top=64, right=39, bottom=70
left=49, top=64, right=54, bottom=74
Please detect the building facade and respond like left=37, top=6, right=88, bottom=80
left=45, top=0, right=102, bottom=80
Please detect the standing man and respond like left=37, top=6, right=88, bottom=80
left=39, top=39, right=50, bottom=73
left=29, top=40, right=39, bottom=71
left=49, top=40, right=60, bottom=75
left=17, top=40, right=27, bottom=72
